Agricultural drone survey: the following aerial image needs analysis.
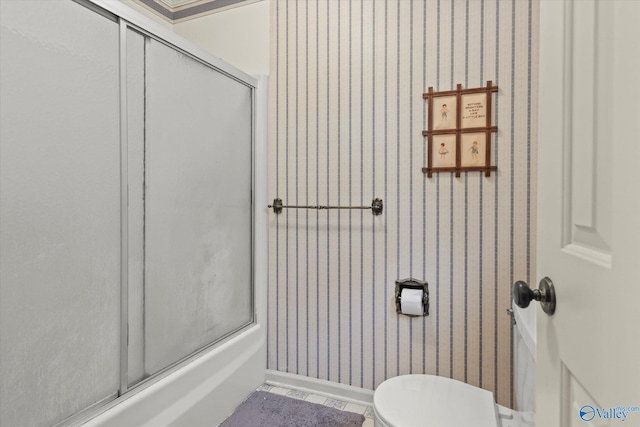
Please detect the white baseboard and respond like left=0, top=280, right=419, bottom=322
left=265, top=370, right=374, bottom=407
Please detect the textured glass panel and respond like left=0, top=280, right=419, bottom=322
left=0, top=2, right=120, bottom=426
left=127, top=28, right=146, bottom=386
left=144, top=40, right=253, bottom=375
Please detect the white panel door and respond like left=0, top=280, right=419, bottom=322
left=536, top=1, right=640, bottom=426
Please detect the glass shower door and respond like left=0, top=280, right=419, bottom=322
left=1, top=2, right=256, bottom=424
left=140, top=39, right=254, bottom=377
left=0, top=2, right=121, bottom=426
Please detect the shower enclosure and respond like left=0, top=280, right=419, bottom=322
left=0, top=1, right=267, bottom=426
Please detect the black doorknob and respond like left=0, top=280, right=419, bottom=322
left=513, top=280, right=535, bottom=308
left=512, top=277, right=556, bottom=315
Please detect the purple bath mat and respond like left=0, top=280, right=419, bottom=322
left=219, top=391, right=365, bottom=427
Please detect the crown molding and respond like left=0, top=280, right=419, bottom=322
left=133, top=0, right=260, bottom=23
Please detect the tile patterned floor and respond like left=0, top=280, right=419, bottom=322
left=256, top=384, right=375, bottom=427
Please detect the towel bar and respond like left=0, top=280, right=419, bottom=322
left=268, top=198, right=383, bottom=215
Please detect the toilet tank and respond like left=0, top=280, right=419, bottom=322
left=513, top=305, right=535, bottom=423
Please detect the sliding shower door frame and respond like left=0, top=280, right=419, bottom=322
left=56, top=1, right=260, bottom=426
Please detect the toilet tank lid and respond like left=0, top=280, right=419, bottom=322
left=374, top=375, right=499, bottom=427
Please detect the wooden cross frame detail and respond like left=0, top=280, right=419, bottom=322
left=422, top=81, right=499, bottom=177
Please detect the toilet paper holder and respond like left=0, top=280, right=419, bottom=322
left=395, top=278, right=429, bottom=316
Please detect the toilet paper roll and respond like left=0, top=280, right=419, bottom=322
left=400, top=288, right=424, bottom=315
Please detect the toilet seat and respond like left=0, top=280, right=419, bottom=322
left=373, top=375, right=500, bottom=427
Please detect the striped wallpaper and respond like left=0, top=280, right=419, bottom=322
left=268, top=0, right=538, bottom=409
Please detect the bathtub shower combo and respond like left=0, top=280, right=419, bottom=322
left=0, top=1, right=267, bottom=426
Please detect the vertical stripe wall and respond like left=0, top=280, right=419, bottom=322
left=268, top=0, right=538, bottom=409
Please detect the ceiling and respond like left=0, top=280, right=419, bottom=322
left=135, top=0, right=260, bottom=23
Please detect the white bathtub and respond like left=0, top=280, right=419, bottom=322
left=82, top=324, right=265, bottom=427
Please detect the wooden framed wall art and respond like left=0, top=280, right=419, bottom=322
left=422, top=81, right=498, bottom=177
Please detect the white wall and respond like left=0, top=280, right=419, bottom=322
left=174, top=1, right=269, bottom=75
left=116, top=1, right=269, bottom=76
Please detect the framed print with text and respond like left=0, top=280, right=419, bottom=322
left=422, top=81, right=498, bottom=177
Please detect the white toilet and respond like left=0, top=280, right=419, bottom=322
left=373, top=306, right=536, bottom=427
